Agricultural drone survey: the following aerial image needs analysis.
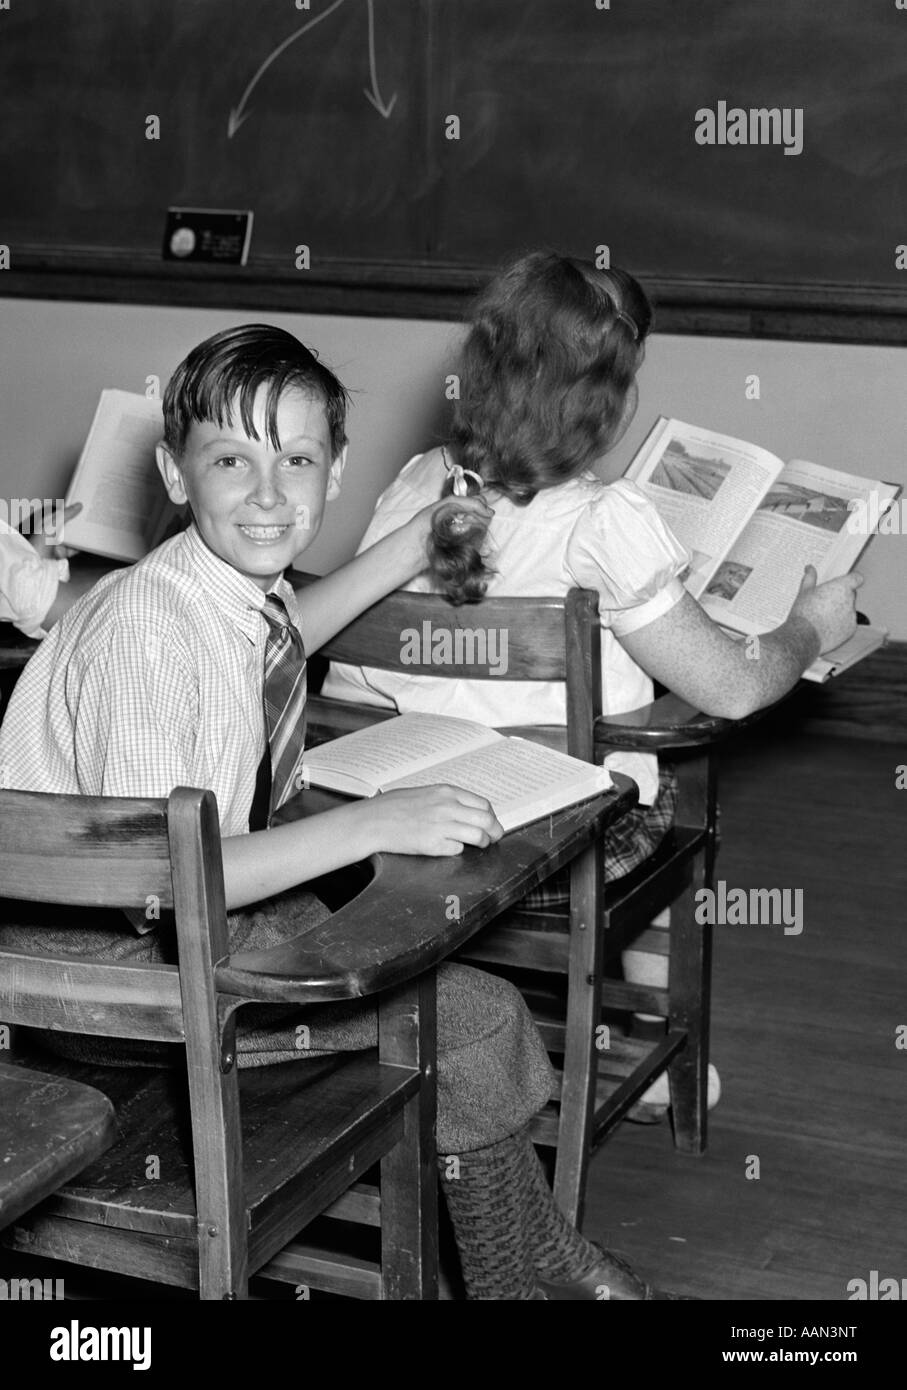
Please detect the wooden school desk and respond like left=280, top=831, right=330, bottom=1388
left=0, top=1062, right=117, bottom=1231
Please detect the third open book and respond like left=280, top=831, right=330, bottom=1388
left=624, top=417, right=899, bottom=681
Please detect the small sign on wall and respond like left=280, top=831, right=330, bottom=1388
left=162, top=208, right=253, bottom=265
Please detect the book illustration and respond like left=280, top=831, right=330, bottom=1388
left=703, top=561, right=753, bottom=604
left=649, top=439, right=733, bottom=501
left=756, top=481, right=852, bottom=533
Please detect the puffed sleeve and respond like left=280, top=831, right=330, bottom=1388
left=564, top=480, right=690, bottom=636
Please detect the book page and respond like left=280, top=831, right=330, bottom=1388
left=700, top=461, right=900, bottom=634
left=62, top=391, right=178, bottom=562
left=301, top=713, right=502, bottom=796
left=625, top=417, right=786, bottom=598
left=385, top=736, right=611, bottom=833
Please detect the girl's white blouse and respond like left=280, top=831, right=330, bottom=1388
left=323, top=452, right=690, bottom=805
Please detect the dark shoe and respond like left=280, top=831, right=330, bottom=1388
left=536, top=1248, right=697, bottom=1301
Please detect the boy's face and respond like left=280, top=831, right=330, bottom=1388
left=156, top=385, right=346, bottom=592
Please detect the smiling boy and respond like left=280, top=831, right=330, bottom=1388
left=0, top=326, right=503, bottom=898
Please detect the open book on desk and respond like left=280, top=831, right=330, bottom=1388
left=60, top=391, right=184, bottom=563
left=625, top=417, right=900, bottom=682
left=300, top=712, right=612, bottom=834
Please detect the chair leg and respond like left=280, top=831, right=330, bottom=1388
left=377, top=971, right=439, bottom=1300
left=665, top=853, right=711, bottom=1155
left=552, top=842, right=603, bottom=1228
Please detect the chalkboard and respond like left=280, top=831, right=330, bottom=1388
left=3, top=0, right=907, bottom=341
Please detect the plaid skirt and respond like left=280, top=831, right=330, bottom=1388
left=518, top=763, right=678, bottom=911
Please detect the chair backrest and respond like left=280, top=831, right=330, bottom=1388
left=0, top=786, right=245, bottom=1293
left=315, top=587, right=603, bottom=762
left=0, top=787, right=228, bottom=1048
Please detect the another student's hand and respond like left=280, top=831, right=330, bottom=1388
left=357, top=784, right=504, bottom=857
left=788, top=565, right=863, bottom=654
left=25, top=502, right=82, bottom=561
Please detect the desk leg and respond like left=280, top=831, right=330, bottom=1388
left=377, top=970, right=439, bottom=1300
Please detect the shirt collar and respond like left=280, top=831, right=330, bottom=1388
left=179, top=524, right=300, bottom=642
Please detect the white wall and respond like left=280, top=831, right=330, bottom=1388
left=1, top=297, right=905, bottom=634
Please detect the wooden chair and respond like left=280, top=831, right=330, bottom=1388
left=305, top=584, right=780, bottom=1227
left=0, top=786, right=438, bottom=1300
left=0, top=770, right=630, bottom=1297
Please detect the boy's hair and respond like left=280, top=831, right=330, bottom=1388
left=162, top=323, right=350, bottom=459
left=428, top=251, right=653, bottom=605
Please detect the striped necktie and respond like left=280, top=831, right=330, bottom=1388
left=259, top=593, right=308, bottom=825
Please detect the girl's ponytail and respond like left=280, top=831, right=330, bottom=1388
left=426, top=456, right=494, bottom=606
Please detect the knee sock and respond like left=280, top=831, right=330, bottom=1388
left=515, top=1130, right=604, bottom=1281
left=622, top=906, right=671, bottom=1029
left=437, top=1132, right=537, bottom=1300
left=438, top=1126, right=608, bottom=1296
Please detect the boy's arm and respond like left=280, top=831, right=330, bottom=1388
left=66, top=618, right=503, bottom=911
left=220, top=784, right=502, bottom=909
left=294, top=495, right=492, bottom=653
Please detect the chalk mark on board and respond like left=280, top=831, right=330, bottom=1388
left=227, top=0, right=349, bottom=139
left=363, top=0, right=398, bottom=119
left=227, top=0, right=397, bottom=139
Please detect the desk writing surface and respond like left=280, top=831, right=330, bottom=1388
left=218, top=777, right=636, bottom=1004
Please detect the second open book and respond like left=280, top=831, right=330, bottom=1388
left=625, top=418, right=900, bottom=681
left=300, top=714, right=612, bottom=833
left=60, top=391, right=182, bottom=563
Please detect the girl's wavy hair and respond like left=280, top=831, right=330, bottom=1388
left=428, top=251, right=653, bottom=605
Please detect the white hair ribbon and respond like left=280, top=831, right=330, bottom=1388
left=448, top=462, right=484, bottom=497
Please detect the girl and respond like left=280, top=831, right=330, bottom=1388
left=323, top=250, right=861, bottom=1259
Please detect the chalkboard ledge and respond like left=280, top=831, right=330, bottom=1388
left=3, top=247, right=907, bottom=344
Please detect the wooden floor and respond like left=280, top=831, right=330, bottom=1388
left=585, top=724, right=907, bottom=1302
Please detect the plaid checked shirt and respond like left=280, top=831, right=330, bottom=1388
left=0, top=524, right=302, bottom=839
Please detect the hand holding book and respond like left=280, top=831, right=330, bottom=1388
left=624, top=416, right=898, bottom=680
left=790, top=564, right=864, bottom=658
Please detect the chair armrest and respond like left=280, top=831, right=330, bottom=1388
left=214, top=783, right=637, bottom=1005
left=594, top=690, right=794, bottom=753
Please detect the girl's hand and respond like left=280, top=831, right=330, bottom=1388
left=789, top=565, right=863, bottom=654
left=24, top=502, right=82, bottom=561
left=356, top=783, right=504, bottom=857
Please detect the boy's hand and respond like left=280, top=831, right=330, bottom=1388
left=411, top=494, right=494, bottom=553
left=24, top=501, right=82, bottom=561
left=789, top=565, right=863, bottom=654
left=357, top=784, right=504, bottom=857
